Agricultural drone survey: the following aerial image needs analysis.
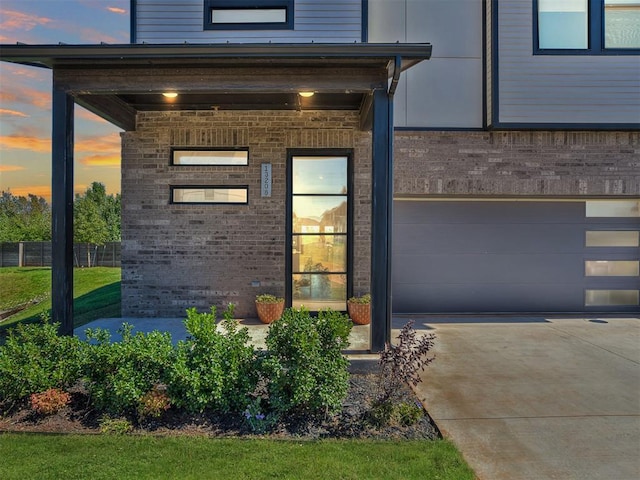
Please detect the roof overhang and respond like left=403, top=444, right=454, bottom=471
left=0, top=43, right=432, bottom=130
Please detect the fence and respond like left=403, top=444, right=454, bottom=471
left=0, top=242, right=121, bottom=268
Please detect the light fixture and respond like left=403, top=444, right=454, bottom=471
left=162, top=92, right=178, bottom=98
left=298, top=91, right=314, bottom=98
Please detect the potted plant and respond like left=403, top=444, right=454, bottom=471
left=347, top=293, right=371, bottom=325
left=255, top=294, right=285, bottom=324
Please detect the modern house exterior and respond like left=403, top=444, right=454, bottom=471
left=1, top=0, right=638, bottom=350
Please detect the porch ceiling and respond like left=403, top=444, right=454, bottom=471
left=0, top=43, right=432, bottom=131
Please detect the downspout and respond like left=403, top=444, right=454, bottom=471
left=384, top=56, right=401, bottom=346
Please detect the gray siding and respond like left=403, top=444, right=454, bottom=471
left=135, top=0, right=361, bottom=43
left=498, top=0, right=640, bottom=125
left=368, top=0, right=483, bottom=128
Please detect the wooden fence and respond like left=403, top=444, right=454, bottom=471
left=0, top=242, right=121, bottom=268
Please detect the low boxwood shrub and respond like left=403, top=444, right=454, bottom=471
left=0, top=318, right=83, bottom=407
left=262, top=308, right=352, bottom=418
left=82, top=323, right=174, bottom=415
left=168, top=305, right=257, bottom=413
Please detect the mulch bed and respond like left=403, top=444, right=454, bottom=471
left=0, top=373, right=441, bottom=440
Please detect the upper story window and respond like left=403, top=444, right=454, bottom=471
left=204, top=0, right=294, bottom=30
left=535, top=0, right=640, bottom=54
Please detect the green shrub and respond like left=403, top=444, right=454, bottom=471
left=0, top=319, right=83, bottom=406
left=82, top=324, right=174, bottom=415
left=262, top=308, right=352, bottom=417
left=98, top=416, right=134, bottom=435
left=168, top=305, right=257, bottom=413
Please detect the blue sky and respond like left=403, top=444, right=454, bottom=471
left=0, top=0, right=130, bottom=200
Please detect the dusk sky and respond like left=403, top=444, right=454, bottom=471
left=0, top=0, right=130, bottom=201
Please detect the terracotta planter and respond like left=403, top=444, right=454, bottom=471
left=347, top=301, right=371, bottom=325
left=255, top=301, right=285, bottom=324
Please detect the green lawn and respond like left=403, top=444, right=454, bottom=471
left=0, top=267, right=121, bottom=332
left=0, top=434, right=474, bottom=480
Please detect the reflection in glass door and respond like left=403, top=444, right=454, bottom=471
left=288, top=152, right=351, bottom=311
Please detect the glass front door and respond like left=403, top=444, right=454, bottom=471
left=288, top=152, right=351, bottom=311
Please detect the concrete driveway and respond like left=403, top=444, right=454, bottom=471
left=406, top=317, right=640, bottom=480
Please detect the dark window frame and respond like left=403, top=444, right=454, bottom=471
left=170, top=147, right=249, bottom=166
left=285, top=149, right=354, bottom=312
left=203, top=0, right=294, bottom=31
left=533, top=0, right=640, bottom=55
left=170, top=185, right=249, bottom=205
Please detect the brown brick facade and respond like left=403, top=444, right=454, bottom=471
left=121, top=110, right=371, bottom=318
left=121, top=115, right=638, bottom=318
left=394, top=131, right=640, bottom=197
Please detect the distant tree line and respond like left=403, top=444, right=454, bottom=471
left=0, top=182, right=121, bottom=244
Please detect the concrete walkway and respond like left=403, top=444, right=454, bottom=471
left=408, top=317, right=640, bottom=480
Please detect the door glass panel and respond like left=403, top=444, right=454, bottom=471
left=293, top=235, right=347, bottom=273
left=292, top=273, right=347, bottom=311
left=290, top=154, right=349, bottom=312
left=586, top=231, right=640, bottom=247
left=585, top=290, right=639, bottom=306
left=292, top=196, right=347, bottom=233
left=585, top=260, right=639, bottom=276
left=293, top=156, right=348, bottom=194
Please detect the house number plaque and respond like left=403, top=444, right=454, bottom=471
left=261, top=163, right=272, bottom=197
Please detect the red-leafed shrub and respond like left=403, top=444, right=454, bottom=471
left=30, top=388, right=71, bottom=415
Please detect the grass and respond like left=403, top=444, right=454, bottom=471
left=0, top=434, right=474, bottom=480
left=0, top=267, right=121, bottom=332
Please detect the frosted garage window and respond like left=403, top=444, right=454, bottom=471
left=586, top=231, right=640, bottom=247
left=586, top=200, right=640, bottom=217
left=585, top=289, right=639, bottom=306
left=171, top=186, right=248, bottom=204
left=172, top=149, right=248, bottom=166
left=585, top=260, right=639, bottom=276
left=538, top=0, right=588, bottom=49
left=213, top=8, right=286, bottom=23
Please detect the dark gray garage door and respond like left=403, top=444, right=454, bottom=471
left=392, top=200, right=640, bottom=314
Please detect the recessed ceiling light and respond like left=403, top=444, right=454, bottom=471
left=299, top=91, right=314, bottom=98
left=162, top=92, right=178, bottom=98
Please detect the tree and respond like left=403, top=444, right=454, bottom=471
left=73, top=182, right=121, bottom=266
left=0, top=191, right=51, bottom=242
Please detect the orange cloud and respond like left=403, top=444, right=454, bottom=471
left=0, top=134, right=50, bottom=152
left=107, top=7, right=127, bottom=14
left=0, top=108, right=28, bottom=118
left=0, top=9, right=52, bottom=31
left=75, top=133, right=121, bottom=153
left=77, top=27, right=122, bottom=44
left=8, top=185, right=51, bottom=200
left=0, top=165, right=25, bottom=172
left=79, top=153, right=121, bottom=167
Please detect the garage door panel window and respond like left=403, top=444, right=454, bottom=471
left=585, top=200, right=640, bottom=217
left=585, top=260, right=639, bottom=276
left=586, top=230, right=640, bottom=247
left=585, top=289, right=640, bottom=306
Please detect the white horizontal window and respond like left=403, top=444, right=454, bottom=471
left=585, top=289, right=639, bottom=306
left=172, top=149, right=248, bottom=166
left=586, top=231, right=640, bottom=247
left=585, top=260, right=639, bottom=276
left=171, top=186, right=248, bottom=204
left=204, top=0, right=293, bottom=30
left=586, top=200, right=640, bottom=217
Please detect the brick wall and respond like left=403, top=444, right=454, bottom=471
left=394, top=131, right=640, bottom=196
left=121, top=110, right=371, bottom=318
